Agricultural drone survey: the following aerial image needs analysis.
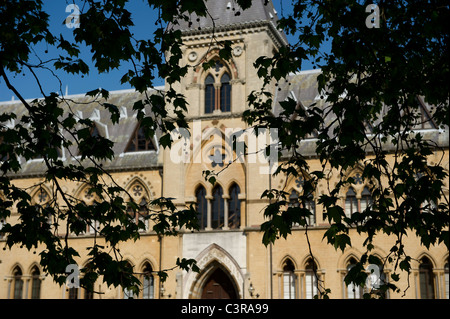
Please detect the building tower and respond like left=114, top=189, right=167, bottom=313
left=164, top=0, right=287, bottom=299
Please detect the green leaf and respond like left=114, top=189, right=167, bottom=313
left=86, top=88, right=100, bottom=97
left=391, top=273, right=400, bottom=282
left=334, top=233, right=351, bottom=251
left=103, top=103, right=120, bottom=124
left=159, top=133, right=172, bottom=148
left=399, top=257, right=411, bottom=273
left=327, top=205, right=343, bottom=223
left=208, top=176, right=216, bottom=185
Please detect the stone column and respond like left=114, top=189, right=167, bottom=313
left=222, top=194, right=230, bottom=230
left=6, top=277, right=13, bottom=299
left=24, top=275, right=31, bottom=299
left=206, top=195, right=213, bottom=230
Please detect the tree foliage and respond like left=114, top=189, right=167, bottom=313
left=0, top=0, right=448, bottom=298
left=249, top=0, right=449, bottom=298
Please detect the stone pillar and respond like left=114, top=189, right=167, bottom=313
left=222, top=195, right=230, bottom=230
left=24, top=275, right=31, bottom=299
left=206, top=195, right=213, bottom=230
left=6, top=277, right=13, bottom=299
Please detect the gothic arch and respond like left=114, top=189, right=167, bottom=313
left=190, top=126, right=226, bottom=167
left=343, top=163, right=365, bottom=179
left=337, top=248, right=363, bottom=270
left=300, top=255, right=321, bottom=270
left=183, top=243, right=244, bottom=299
left=73, top=182, right=100, bottom=204
left=341, top=164, right=378, bottom=197
left=188, top=124, right=247, bottom=170
left=201, top=61, right=231, bottom=83
left=279, top=255, right=298, bottom=270
left=211, top=181, right=226, bottom=197
left=10, top=263, right=24, bottom=275
left=134, top=251, right=158, bottom=273
left=440, top=253, right=449, bottom=269
left=186, top=126, right=245, bottom=199
left=192, top=49, right=239, bottom=84
left=123, top=176, right=153, bottom=202
left=30, top=185, right=52, bottom=205
left=285, top=170, right=313, bottom=194
left=120, top=255, right=137, bottom=269
left=138, top=258, right=157, bottom=273
left=27, top=262, right=42, bottom=275
left=365, top=246, right=388, bottom=263
left=225, top=180, right=242, bottom=197
left=415, top=252, right=438, bottom=269
left=190, top=182, right=208, bottom=199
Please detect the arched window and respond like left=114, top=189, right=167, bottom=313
left=77, top=122, right=101, bottom=156
left=346, top=258, right=363, bottom=299
left=211, top=186, right=224, bottom=229
left=289, top=190, right=299, bottom=207
left=220, top=73, right=231, bottom=112
left=68, top=287, right=79, bottom=299
left=283, top=259, right=296, bottom=299
left=304, top=193, right=316, bottom=226
left=195, top=186, right=207, bottom=230
left=125, top=122, right=156, bottom=152
left=345, top=187, right=357, bottom=218
left=13, top=266, right=23, bottom=299
left=82, top=262, right=95, bottom=299
left=138, top=198, right=149, bottom=232
left=88, top=202, right=100, bottom=235
left=0, top=218, right=6, bottom=240
left=365, top=259, right=388, bottom=298
left=123, top=262, right=137, bottom=299
left=84, top=287, right=94, bottom=299
left=228, top=184, right=241, bottom=229
left=204, top=61, right=232, bottom=114
left=419, top=257, right=435, bottom=299
left=288, top=190, right=315, bottom=226
left=90, top=123, right=100, bottom=139
left=142, top=263, right=155, bottom=299
left=126, top=182, right=150, bottom=232
left=205, top=75, right=215, bottom=114
left=305, top=259, right=318, bottom=299
left=360, top=186, right=372, bottom=213
left=31, top=266, right=41, bottom=299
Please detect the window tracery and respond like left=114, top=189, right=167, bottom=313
left=204, top=59, right=232, bottom=113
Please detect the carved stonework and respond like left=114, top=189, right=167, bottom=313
left=183, top=243, right=244, bottom=299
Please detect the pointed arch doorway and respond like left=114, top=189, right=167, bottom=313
left=201, top=267, right=238, bottom=299
left=184, top=244, right=244, bottom=299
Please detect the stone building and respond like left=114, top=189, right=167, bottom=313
left=0, top=0, right=448, bottom=299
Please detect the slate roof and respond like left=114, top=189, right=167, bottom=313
left=273, top=69, right=449, bottom=158
left=1, top=88, right=164, bottom=178
left=171, top=0, right=288, bottom=45
left=1, top=70, right=447, bottom=177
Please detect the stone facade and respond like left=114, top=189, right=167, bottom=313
left=0, top=0, right=448, bottom=299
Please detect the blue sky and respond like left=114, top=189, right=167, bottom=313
left=0, top=0, right=323, bottom=102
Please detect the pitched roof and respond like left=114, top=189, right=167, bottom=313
left=1, top=89, right=163, bottom=178
left=172, top=0, right=288, bottom=45
left=273, top=69, right=448, bottom=158
left=2, top=71, right=447, bottom=177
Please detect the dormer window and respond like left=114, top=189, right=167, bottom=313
left=90, top=124, right=100, bottom=139
left=204, top=60, right=232, bottom=114
left=125, top=122, right=156, bottom=152
left=77, top=122, right=101, bottom=157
